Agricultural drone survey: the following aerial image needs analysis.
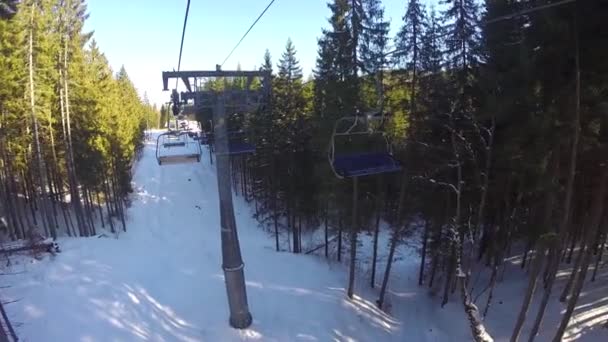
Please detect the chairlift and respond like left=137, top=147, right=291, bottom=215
left=207, top=129, right=256, bottom=156
left=156, top=90, right=202, bottom=165
left=227, top=130, right=256, bottom=155
left=328, top=109, right=401, bottom=297
left=156, top=130, right=202, bottom=165
left=328, top=110, right=401, bottom=179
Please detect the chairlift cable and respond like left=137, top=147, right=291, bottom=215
left=175, top=0, right=191, bottom=89
left=485, top=0, right=577, bottom=25
left=221, top=0, right=277, bottom=68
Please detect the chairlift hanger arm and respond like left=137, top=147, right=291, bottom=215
left=162, top=70, right=271, bottom=91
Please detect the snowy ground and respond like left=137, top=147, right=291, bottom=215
left=1, top=130, right=606, bottom=341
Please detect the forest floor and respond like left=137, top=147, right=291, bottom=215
left=1, top=130, right=606, bottom=341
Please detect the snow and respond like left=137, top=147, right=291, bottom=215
left=2, top=130, right=606, bottom=341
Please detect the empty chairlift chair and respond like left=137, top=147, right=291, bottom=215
left=156, top=130, right=202, bottom=165
left=328, top=110, right=402, bottom=299
left=207, top=129, right=256, bottom=156
left=328, top=112, right=401, bottom=179
left=227, top=130, right=256, bottom=156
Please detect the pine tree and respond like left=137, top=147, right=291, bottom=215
left=262, top=49, right=273, bottom=75
left=275, top=38, right=310, bottom=253
left=394, top=0, right=426, bottom=119
left=358, top=0, right=390, bottom=110
left=441, top=0, right=480, bottom=114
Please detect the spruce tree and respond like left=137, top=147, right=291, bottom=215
left=358, top=0, right=389, bottom=110
left=262, top=49, right=273, bottom=75
left=394, top=0, right=426, bottom=118
left=275, top=38, right=310, bottom=253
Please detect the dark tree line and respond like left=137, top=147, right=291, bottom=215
left=219, top=0, right=608, bottom=341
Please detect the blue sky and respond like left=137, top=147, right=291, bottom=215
left=84, top=0, right=437, bottom=107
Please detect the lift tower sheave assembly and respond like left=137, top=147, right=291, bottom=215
left=162, top=68, right=270, bottom=329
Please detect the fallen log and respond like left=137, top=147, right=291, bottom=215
left=305, top=235, right=338, bottom=255
left=0, top=238, right=60, bottom=255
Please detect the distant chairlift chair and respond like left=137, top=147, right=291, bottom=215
left=206, top=125, right=256, bottom=154
left=156, top=130, right=202, bottom=165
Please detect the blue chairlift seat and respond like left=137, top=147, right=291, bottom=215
left=228, top=141, right=256, bottom=155
left=207, top=131, right=256, bottom=155
left=333, top=152, right=402, bottom=178
left=158, top=153, right=200, bottom=165
left=163, top=141, right=186, bottom=148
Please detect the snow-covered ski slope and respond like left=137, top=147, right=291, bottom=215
left=3, top=131, right=606, bottom=341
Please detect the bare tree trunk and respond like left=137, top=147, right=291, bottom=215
left=11, top=173, right=28, bottom=238
left=0, top=172, right=12, bottom=239
left=560, top=237, right=585, bottom=302
left=529, top=18, right=581, bottom=338
left=371, top=179, right=382, bottom=288
left=271, top=157, right=280, bottom=252
left=81, top=187, right=93, bottom=234
left=471, top=116, right=495, bottom=269
left=112, top=172, right=127, bottom=232
left=46, top=164, right=60, bottom=234
left=1, top=182, right=18, bottom=240
left=459, top=271, right=493, bottom=342
left=511, top=242, right=546, bottom=342
left=591, top=231, right=606, bottom=281
left=96, top=191, right=104, bottom=228
left=565, top=226, right=578, bottom=263
left=442, top=244, right=457, bottom=307
left=378, top=158, right=411, bottom=303
left=273, top=202, right=279, bottom=251
left=521, top=243, right=530, bottom=270
left=111, top=171, right=126, bottom=232
left=324, top=204, right=329, bottom=258
left=60, top=16, right=88, bottom=237
left=292, top=213, right=299, bottom=253
left=24, top=170, right=37, bottom=226
left=298, top=215, right=303, bottom=253
left=0, top=152, right=23, bottom=239
left=370, top=210, right=381, bottom=288
left=104, top=176, right=115, bottom=233
left=347, top=177, right=358, bottom=299
left=419, top=219, right=430, bottom=286
left=338, top=216, right=343, bottom=262
left=553, top=163, right=607, bottom=342
left=482, top=262, right=498, bottom=318
left=109, top=168, right=120, bottom=220
left=88, top=189, right=97, bottom=220
left=377, top=232, right=397, bottom=309
left=27, top=3, right=55, bottom=239
left=429, top=252, right=439, bottom=289
left=84, top=187, right=96, bottom=235
left=1, top=144, right=25, bottom=239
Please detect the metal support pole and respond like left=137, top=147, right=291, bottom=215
left=209, top=120, right=214, bottom=165
left=213, top=92, right=252, bottom=329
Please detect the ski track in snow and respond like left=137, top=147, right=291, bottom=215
left=2, top=130, right=606, bottom=341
